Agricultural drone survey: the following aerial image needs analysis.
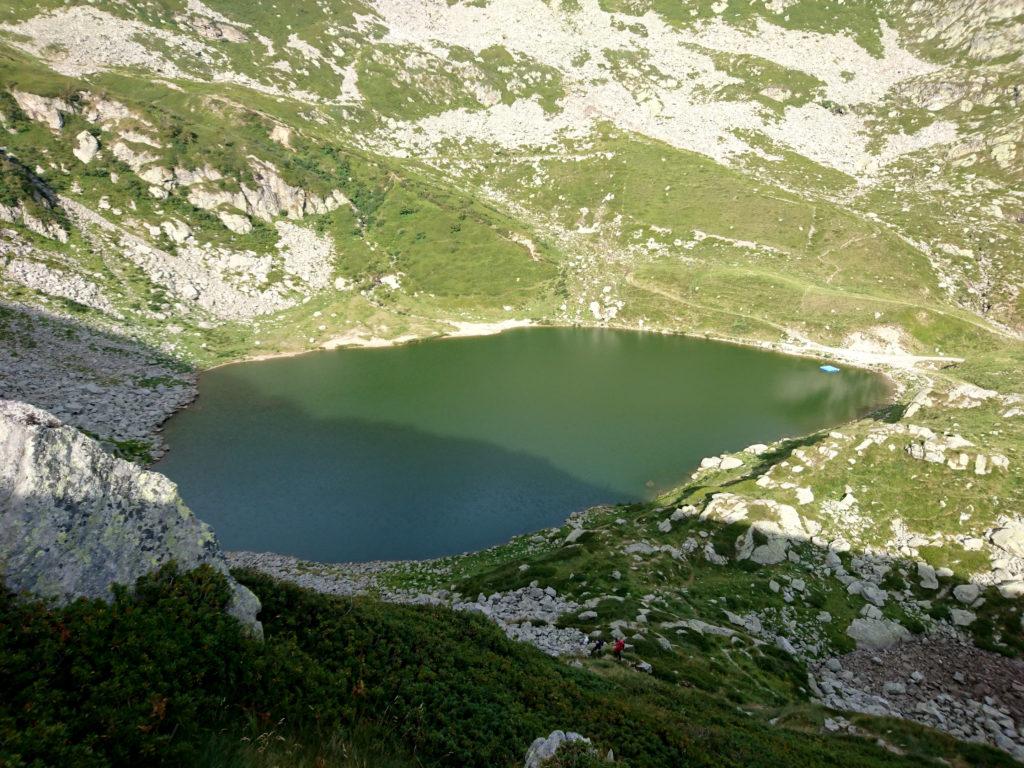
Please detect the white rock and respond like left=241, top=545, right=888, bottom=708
left=10, top=90, right=69, bottom=130
left=953, top=584, right=981, bottom=604
left=73, top=131, right=99, bottom=163
left=997, top=581, right=1024, bottom=599
left=160, top=219, right=193, bottom=244
left=917, top=562, right=939, bottom=589
left=218, top=211, right=253, bottom=234
left=991, top=525, right=1024, bottom=558
left=950, top=608, right=976, bottom=626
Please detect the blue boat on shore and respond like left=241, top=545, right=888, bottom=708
left=819, top=364, right=841, bottom=373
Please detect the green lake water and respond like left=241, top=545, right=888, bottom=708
left=157, top=328, right=891, bottom=562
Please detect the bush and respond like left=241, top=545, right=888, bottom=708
left=0, top=566, right=1005, bottom=768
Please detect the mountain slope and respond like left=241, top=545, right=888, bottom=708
left=0, top=0, right=1022, bottom=763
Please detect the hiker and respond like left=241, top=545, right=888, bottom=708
left=589, top=638, right=606, bottom=658
left=612, top=638, right=626, bottom=661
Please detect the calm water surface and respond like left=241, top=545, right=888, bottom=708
left=158, top=328, right=890, bottom=562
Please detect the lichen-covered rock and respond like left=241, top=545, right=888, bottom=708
left=524, top=730, right=592, bottom=768
left=0, top=399, right=261, bottom=637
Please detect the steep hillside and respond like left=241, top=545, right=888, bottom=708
left=1, top=565, right=1016, bottom=767
left=0, top=0, right=1022, bottom=764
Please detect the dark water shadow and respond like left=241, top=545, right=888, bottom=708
left=158, top=393, right=627, bottom=563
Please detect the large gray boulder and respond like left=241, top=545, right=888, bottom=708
left=0, top=399, right=261, bottom=636
left=845, top=618, right=910, bottom=650
left=990, top=524, right=1024, bottom=558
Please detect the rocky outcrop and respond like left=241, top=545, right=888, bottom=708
left=187, top=157, right=349, bottom=222
left=219, top=210, right=253, bottom=234
left=0, top=201, right=68, bottom=243
left=177, top=13, right=248, bottom=43
left=0, top=400, right=261, bottom=636
left=524, top=731, right=594, bottom=768
left=9, top=89, right=70, bottom=130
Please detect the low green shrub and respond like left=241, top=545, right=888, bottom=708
left=0, top=566, right=1014, bottom=768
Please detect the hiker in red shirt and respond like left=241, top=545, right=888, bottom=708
left=612, top=638, right=626, bottom=660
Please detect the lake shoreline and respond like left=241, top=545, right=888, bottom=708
left=202, top=316, right=952, bottom=385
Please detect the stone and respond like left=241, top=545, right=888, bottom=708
left=658, top=518, right=672, bottom=533
left=846, top=618, right=910, bottom=650
left=950, top=608, right=976, bottom=626
left=270, top=124, right=292, bottom=147
left=670, top=505, right=696, bottom=521
left=991, top=525, right=1024, bottom=558
left=218, top=211, right=253, bottom=234
left=751, top=537, right=789, bottom=565
left=668, top=618, right=735, bottom=637
left=73, top=130, right=100, bottom=163
left=775, top=635, right=797, bottom=655
left=953, top=584, right=981, bottom=604
left=719, top=456, right=743, bottom=470
left=997, top=580, right=1024, bottom=599
left=849, top=580, right=888, bottom=607
left=724, top=610, right=762, bottom=634
left=565, top=526, right=585, bottom=544
left=160, top=219, right=193, bottom=244
left=524, top=731, right=591, bottom=768
left=917, top=562, right=939, bottom=589
left=884, top=681, right=907, bottom=695
left=862, top=604, right=884, bottom=621
left=0, top=400, right=261, bottom=637
left=10, top=89, right=70, bottom=130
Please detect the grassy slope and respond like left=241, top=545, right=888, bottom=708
left=0, top=565, right=1013, bottom=768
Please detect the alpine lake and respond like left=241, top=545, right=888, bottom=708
left=158, top=328, right=891, bottom=562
